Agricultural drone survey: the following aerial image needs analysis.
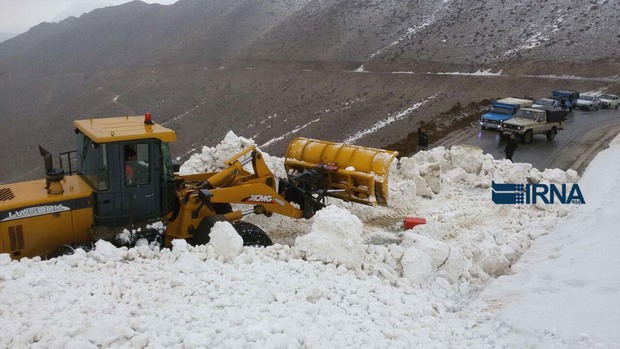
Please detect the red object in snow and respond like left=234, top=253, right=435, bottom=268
left=404, top=217, right=426, bottom=230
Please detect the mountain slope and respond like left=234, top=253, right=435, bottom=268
left=0, top=0, right=619, bottom=183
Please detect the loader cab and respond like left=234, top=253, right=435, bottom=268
left=73, top=116, right=177, bottom=231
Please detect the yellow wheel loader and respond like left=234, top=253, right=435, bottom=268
left=0, top=114, right=397, bottom=259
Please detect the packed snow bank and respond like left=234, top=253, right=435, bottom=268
left=0, top=132, right=595, bottom=348
left=208, top=221, right=243, bottom=261
left=295, top=205, right=365, bottom=269
left=179, top=131, right=286, bottom=178
left=475, top=134, right=620, bottom=347
left=176, top=133, right=579, bottom=287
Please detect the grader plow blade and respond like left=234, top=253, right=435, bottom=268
left=285, top=138, right=398, bottom=206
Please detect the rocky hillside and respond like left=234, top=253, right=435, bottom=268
left=0, top=0, right=619, bottom=183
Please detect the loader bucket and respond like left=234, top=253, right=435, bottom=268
left=285, top=138, right=398, bottom=206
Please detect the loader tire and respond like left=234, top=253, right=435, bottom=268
left=188, top=215, right=228, bottom=246
left=44, top=243, right=94, bottom=260
left=232, top=222, right=273, bottom=247
left=212, top=203, right=233, bottom=215
left=188, top=216, right=272, bottom=247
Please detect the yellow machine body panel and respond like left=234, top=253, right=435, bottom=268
left=74, top=116, right=177, bottom=143
left=0, top=175, right=94, bottom=259
left=285, top=138, right=398, bottom=205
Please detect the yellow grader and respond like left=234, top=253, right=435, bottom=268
left=0, top=114, right=397, bottom=259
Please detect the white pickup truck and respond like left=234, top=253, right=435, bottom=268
left=500, top=107, right=568, bottom=144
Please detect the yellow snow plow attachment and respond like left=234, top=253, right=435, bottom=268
left=284, top=138, right=398, bottom=206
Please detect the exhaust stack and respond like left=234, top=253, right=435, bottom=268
left=39, top=145, right=65, bottom=195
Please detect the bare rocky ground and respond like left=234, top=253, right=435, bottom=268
left=1, top=62, right=618, bottom=184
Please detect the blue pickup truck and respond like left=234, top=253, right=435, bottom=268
left=551, top=89, right=580, bottom=111
left=480, top=98, right=533, bottom=130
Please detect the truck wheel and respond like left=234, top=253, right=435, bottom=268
left=523, top=130, right=533, bottom=144
left=481, top=126, right=487, bottom=130
left=546, top=127, right=557, bottom=141
left=616, top=104, right=619, bottom=110
left=232, top=221, right=273, bottom=247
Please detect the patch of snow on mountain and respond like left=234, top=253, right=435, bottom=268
left=344, top=94, right=438, bottom=143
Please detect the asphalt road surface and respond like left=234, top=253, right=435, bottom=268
left=436, top=107, right=620, bottom=172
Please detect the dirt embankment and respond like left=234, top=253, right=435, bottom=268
left=384, top=99, right=492, bottom=157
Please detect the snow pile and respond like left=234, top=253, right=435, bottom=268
left=91, top=240, right=125, bottom=262
left=180, top=132, right=579, bottom=284
left=0, top=244, right=484, bottom=348
left=469, top=134, right=620, bottom=347
left=174, top=135, right=579, bottom=289
left=1, top=131, right=607, bottom=348
left=117, top=221, right=167, bottom=247
left=207, top=221, right=243, bottom=261
left=179, top=131, right=286, bottom=179
left=180, top=131, right=254, bottom=174
left=116, top=228, right=134, bottom=245
left=295, top=205, right=365, bottom=269
left=397, top=145, right=579, bottom=192
left=146, top=221, right=166, bottom=233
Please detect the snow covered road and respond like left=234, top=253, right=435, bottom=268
left=477, top=135, right=620, bottom=347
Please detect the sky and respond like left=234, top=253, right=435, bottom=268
left=0, top=0, right=179, bottom=34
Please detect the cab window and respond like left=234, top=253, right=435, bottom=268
left=124, top=143, right=150, bottom=186
left=161, top=142, right=174, bottom=180
left=76, top=132, right=109, bottom=190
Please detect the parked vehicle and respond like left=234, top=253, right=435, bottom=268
left=500, top=107, right=568, bottom=144
left=480, top=97, right=533, bottom=130
left=551, top=89, right=580, bottom=111
left=575, top=93, right=602, bottom=110
left=599, top=94, right=620, bottom=109
left=532, top=98, right=561, bottom=109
